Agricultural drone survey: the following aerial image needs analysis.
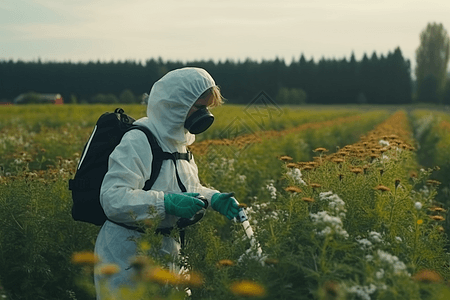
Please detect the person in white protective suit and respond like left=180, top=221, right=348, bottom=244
left=94, top=67, right=240, bottom=298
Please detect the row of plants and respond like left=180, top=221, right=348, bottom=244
left=125, top=111, right=449, bottom=299
left=0, top=104, right=363, bottom=175
left=0, top=107, right=389, bottom=299
left=411, top=109, right=450, bottom=239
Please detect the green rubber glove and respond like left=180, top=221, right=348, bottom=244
left=211, top=192, right=240, bottom=220
left=164, top=193, right=206, bottom=219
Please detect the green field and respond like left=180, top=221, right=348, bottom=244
left=1, top=104, right=450, bottom=300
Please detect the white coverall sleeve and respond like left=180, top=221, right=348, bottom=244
left=100, top=130, right=166, bottom=224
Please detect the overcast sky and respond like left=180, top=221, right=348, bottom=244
left=1, top=0, right=449, bottom=73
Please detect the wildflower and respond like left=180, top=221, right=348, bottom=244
left=130, top=255, right=151, bottom=273
left=332, top=158, right=344, bottom=164
left=266, top=181, right=277, bottom=200
left=309, top=183, right=321, bottom=189
left=430, top=215, right=445, bottom=221
left=139, top=241, right=151, bottom=252
left=429, top=207, right=446, bottom=212
left=410, top=171, right=418, bottom=178
left=264, top=258, right=279, bottom=265
left=314, top=147, right=328, bottom=153
left=145, top=267, right=181, bottom=285
left=374, top=185, right=390, bottom=192
left=71, top=251, right=100, bottom=265
left=98, top=264, right=120, bottom=276
left=438, top=226, right=444, bottom=232
left=230, top=280, right=266, bottom=297
left=286, top=162, right=298, bottom=168
left=302, top=165, right=314, bottom=171
left=426, top=180, right=441, bottom=186
left=285, top=186, right=302, bottom=193
left=286, top=168, right=307, bottom=185
left=417, top=219, right=423, bottom=225
left=217, top=259, right=235, bottom=267
left=238, top=203, right=248, bottom=208
left=413, top=269, right=443, bottom=283
left=302, top=197, right=314, bottom=203
left=279, top=155, right=293, bottom=161
left=323, top=281, right=340, bottom=298
left=351, top=168, right=363, bottom=174
left=414, top=202, right=422, bottom=210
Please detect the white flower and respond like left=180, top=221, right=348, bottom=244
left=369, top=231, right=383, bottom=243
left=379, top=139, right=390, bottom=146
left=286, top=168, right=306, bottom=186
left=395, top=236, right=402, bottom=243
left=357, top=238, right=373, bottom=250
left=376, top=268, right=385, bottom=279
left=414, top=202, right=422, bottom=210
left=266, top=181, right=277, bottom=200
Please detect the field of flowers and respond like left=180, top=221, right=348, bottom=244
left=0, top=104, right=449, bottom=300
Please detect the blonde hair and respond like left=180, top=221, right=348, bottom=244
left=198, top=86, right=224, bottom=108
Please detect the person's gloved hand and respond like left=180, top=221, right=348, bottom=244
left=211, top=192, right=240, bottom=220
left=164, top=193, right=206, bottom=219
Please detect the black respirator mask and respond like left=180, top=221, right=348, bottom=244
left=184, top=107, right=215, bottom=134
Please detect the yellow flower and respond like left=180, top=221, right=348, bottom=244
left=230, top=280, right=266, bottom=297
left=417, top=219, right=423, bottom=225
left=71, top=251, right=100, bottom=265
left=286, top=163, right=298, bottom=169
left=145, top=267, right=181, bottom=285
left=309, top=183, right=322, bottom=189
left=139, top=241, right=151, bottom=252
left=98, top=264, right=120, bottom=276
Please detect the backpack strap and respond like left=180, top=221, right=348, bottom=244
left=129, top=125, right=190, bottom=192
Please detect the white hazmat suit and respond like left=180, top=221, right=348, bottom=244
left=94, top=68, right=220, bottom=298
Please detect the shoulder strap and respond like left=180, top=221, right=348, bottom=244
left=129, top=125, right=190, bottom=192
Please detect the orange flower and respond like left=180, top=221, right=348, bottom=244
left=426, top=180, right=441, bottom=186
left=264, top=258, right=279, bottom=265
left=230, top=280, right=266, bottom=297
left=285, top=186, right=302, bottom=193
left=71, top=251, right=100, bottom=265
left=279, top=155, right=293, bottom=161
left=350, top=168, right=363, bottom=175
left=302, top=197, right=315, bottom=203
left=182, top=271, right=204, bottom=287
left=413, top=269, right=443, bottom=283
left=331, top=158, right=344, bottom=164
left=430, top=215, right=445, bottom=221
left=286, top=163, right=298, bottom=169
left=374, top=185, right=390, bottom=192
left=313, top=147, right=328, bottom=153
left=217, top=259, right=235, bottom=267
left=429, top=207, right=447, bottom=213
left=309, top=183, right=322, bottom=189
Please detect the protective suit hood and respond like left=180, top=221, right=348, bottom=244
left=138, top=67, right=216, bottom=152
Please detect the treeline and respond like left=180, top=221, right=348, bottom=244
left=0, top=47, right=413, bottom=104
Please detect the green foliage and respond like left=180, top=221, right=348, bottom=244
left=0, top=173, right=98, bottom=300
left=415, top=22, right=450, bottom=104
